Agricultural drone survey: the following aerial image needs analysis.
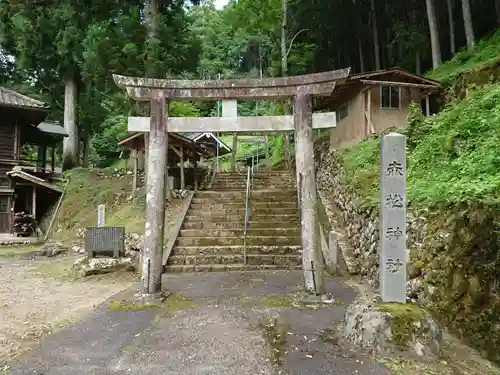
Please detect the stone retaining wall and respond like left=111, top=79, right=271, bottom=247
left=315, top=140, right=429, bottom=299
left=314, top=138, right=500, bottom=362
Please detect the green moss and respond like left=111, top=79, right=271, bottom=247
left=163, top=293, right=198, bottom=313
left=378, top=303, right=425, bottom=348
left=259, top=317, right=289, bottom=367
left=108, top=300, right=163, bottom=311
left=261, top=294, right=295, bottom=308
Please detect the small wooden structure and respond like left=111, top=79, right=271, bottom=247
left=316, top=67, right=442, bottom=149
left=113, top=68, right=349, bottom=296
left=183, top=132, right=232, bottom=158
left=118, top=131, right=211, bottom=192
left=0, top=86, right=66, bottom=235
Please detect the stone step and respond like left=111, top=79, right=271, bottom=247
left=164, top=264, right=302, bottom=273
left=166, top=254, right=302, bottom=266
left=185, top=207, right=298, bottom=215
left=213, top=174, right=294, bottom=180
left=191, top=198, right=297, bottom=207
left=171, top=245, right=302, bottom=256
left=175, top=236, right=301, bottom=247
left=179, top=228, right=300, bottom=238
left=191, top=198, right=298, bottom=205
left=216, top=171, right=293, bottom=176
left=184, top=213, right=299, bottom=222
left=195, top=190, right=297, bottom=198
left=181, top=221, right=300, bottom=230
left=210, top=187, right=295, bottom=192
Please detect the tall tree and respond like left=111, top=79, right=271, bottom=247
left=425, top=0, right=442, bottom=68
left=281, top=0, right=291, bottom=169
left=461, top=0, right=476, bottom=50
left=447, top=0, right=456, bottom=54
left=370, top=0, right=381, bottom=70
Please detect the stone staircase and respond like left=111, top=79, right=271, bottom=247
left=165, top=170, right=303, bottom=272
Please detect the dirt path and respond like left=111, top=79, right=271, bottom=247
left=0, top=256, right=134, bottom=368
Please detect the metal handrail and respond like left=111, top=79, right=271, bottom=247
left=243, top=165, right=252, bottom=265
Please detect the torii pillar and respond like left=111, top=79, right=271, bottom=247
left=113, top=68, right=350, bottom=297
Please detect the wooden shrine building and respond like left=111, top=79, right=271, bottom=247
left=118, top=131, right=212, bottom=192
left=0, top=86, right=67, bottom=236
left=316, top=67, right=442, bottom=149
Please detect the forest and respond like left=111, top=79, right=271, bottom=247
left=0, top=0, right=498, bottom=169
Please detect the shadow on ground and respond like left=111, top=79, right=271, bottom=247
left=6, top=271, right=390, bottom=375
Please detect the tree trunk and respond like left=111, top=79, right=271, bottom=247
left=62, top=76, right=78, bottom=171
left=145, top=0, right=159, bottom=78
left=495, top=0, right=500, bottom=26
left=461, top=0, right=475, bottom=50
left=370, top=0, right=381, bottom=70
left=425, top=0, right=442, bottom=69
left=358, top=37, right=365, bottom=72
left=447, top=0, right=456, bottom=54
left=415, top=51, right=421, bottom=74
left=281, top=0, right=291, bottom=170
left=82, top=132, right=89, bottom=167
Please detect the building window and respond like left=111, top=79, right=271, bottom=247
left=336, top=103, right=348, bottom=122
left=381, top=86, right=401, bottom=109
left=0, top=196, right=10, bottom=213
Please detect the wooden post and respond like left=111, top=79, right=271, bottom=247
left=51, top=146, right=56, bottom=171
left=180, top=144, right=185, bottom=190
left=144, top=133, right=149, bottom=185
left=294, top=89, right=324, bottom=295
left=193, top=157, right=198, bottom=190
left=425, top=94, right=430, bottom=116
left=142, top=90, right=168, bottom=296
left=132, top=148, right=138, bottom=194
left=264, top=136, right=271, bottom=169
left=231, top=134, right=238, bottom=172
left=32, top=186, right=36, bottom=219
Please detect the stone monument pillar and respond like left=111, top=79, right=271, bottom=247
left=379, top=132, right=407, bottom=303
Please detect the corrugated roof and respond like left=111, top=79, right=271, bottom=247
left=0, top=86, right=50, bottom=110
left=183, top=132, right=202, bottom=140
left=37, top=121, right=68, bottom=137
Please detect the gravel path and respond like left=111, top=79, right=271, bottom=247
left=0, top=256, right=133, bottom=368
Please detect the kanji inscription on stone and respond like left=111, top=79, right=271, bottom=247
left=380, top=132, right=407, bottom=303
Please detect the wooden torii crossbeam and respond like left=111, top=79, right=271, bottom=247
left=113, top=68, right=350, bottom=298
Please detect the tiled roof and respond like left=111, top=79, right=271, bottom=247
left=37, top=121, right=68, bottom=137
left=0, top=86, right=50, bottom=110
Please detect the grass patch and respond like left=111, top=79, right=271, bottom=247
left=54, top=167, right=145, bottom=241
left=338, top=83, right=500, bottom=209
left=0, top=245, right=41, bottom=257
left=426, top=30, right=500, bottom=83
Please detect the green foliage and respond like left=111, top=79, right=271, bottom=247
left=426, top=30, right=500, bottom=83
left=89, top=115, right=128, bottom=168
left=341, top=83, right=500, bottom=209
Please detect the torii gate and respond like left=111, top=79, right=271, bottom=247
left=113, top=68, right=350, bottom=298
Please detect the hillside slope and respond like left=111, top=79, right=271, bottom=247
left=51, top=168, right=184, bottom=244
left=316, top=32, right=500, bottom=362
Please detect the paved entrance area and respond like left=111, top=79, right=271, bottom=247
left=6, top=271, right=390, bottom=375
